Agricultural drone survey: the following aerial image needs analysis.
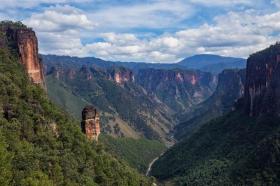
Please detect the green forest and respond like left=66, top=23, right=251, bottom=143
left=100, top=135, right=166, bottom=173
left=0, top=44, right=152, bottom=185
left=151, top=111, right=280, bottom=185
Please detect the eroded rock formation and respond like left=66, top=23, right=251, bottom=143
left=136, top=68, right=217, bottom=112
left=81, top=106, right=101, bottom=141
left=244, top=43, right=280, bottom=116
left=17, top=29, right=45, bottom=87
left=109, top=67, right=134, bottom=85
left=0, top=22, right=45, bottom=88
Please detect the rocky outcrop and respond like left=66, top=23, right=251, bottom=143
left=0, top=21, right=45, bottom=88
left=108, top=67, right=134, bottom=85
left=244, top=43, right=280, bottom=117
left=17, top=29, right=45, bottom=87
left=81, top=106, right=101, bottom=141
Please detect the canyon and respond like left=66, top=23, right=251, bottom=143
left=150, top=43, right=280, bottom=185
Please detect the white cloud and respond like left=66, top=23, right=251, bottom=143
left=24, top=5, right=95, bottom=32
left=89, top=0, right=194, bottom=30
left=13, top=0, right=280, bottom=62
left=80, top=10, right=280, bottom=62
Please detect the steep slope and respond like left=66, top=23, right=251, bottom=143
left=100, top=135, right=166, bottom=174
left=150, top=43, right=280, bottom=185
left=244, top=42, right=280, bottom=116
left=0, top=21, right=152, bottom=185
left=175, top=69, right=245, bottom=139
left=136, top=68, right=216, bottom=113
left=46, top=66, right=174, bottom=143
left=178, top=54, right=246, bottom=73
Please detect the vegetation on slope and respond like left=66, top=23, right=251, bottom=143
left=150, top=111, right=280, bottom=185
left=45, top=67, right=174, bottom=143
left=0, top=47, right=152, bottom=185
left=100, top=135, right=166, bottom=173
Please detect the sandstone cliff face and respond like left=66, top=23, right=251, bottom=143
left=108, top=67, right=134, bottom=85
left=17, top=29, right=45, bottom=87
left=136, top=68, right=217, bottom=112
left=245, top=43, right=280, bottom=116
left=0, top=23, right=45, bottom=88
left=81, top=106, right=101, bottom=141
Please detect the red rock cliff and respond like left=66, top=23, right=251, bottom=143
left=17, top=29, right=45, bottom=87
left=81, top=106, right=101, bottom=141
left=0, top=22, right=45, bottom=88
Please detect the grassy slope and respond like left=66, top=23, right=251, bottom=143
left=46, top=75, right=90, bottom=119
left=0, top=48, right=152, bottom=185
left=100, top=135, right=166, bottom=173
left=150, top=111, right=280, bottom=185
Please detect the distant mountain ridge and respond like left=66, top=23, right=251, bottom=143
left=42, top=53, right=246, bottom=74
left=178, top=54, right=246, bottom=73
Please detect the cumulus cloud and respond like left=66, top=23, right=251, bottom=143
left=81, top=10, right=280, bottom=62
left=24, top=5, right=95, bottom=32
left=11, top=0, right=280, bottom=62
left=89, top=0, right=194, bottom=30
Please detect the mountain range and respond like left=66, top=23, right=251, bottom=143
left=1, top=20, right=280, bottom=186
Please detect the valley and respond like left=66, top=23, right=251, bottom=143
left=0, top=9, right=280, bottom=185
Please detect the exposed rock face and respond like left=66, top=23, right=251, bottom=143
left=244, top=43, right=280, bottom=117
left=0, top=22, right=45, bottom=88
left=17, top=29, right=45, bottom=87
left=108, top=67, right=134, bottom=85
left=136, top=68, right=217, bottom=112
left=81, top=106, right=101, bottom=141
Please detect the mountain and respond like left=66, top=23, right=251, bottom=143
left=150, top=43, right=280, bottom=185
left=178, top=54, right=246, bottom=73
left=175, top=69, right=246, bottom=139
left=45, top=65, right=176, bottom=144
left=0, top=21, right=152, bottom=185
left=42, top=54, right=246, bottom=74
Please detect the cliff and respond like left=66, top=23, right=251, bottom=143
left=0, top=21, right=45, bottom=88
left=108, top=67, right=134, bottom=85
left=245, top=43, right=280, bottom=116
left=81, top=105, right=101, bottom=141
left=136, top=68, right=217, bottom=112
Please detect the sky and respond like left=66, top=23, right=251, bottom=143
left=1, top=0, right=280, bottom=63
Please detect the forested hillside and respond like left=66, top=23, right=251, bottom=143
left=150, top=43, right=280, bottom=185
left=0, top=21, right=152, bottom=186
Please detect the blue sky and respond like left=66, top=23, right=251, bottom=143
left=1, top=0, right=280, bottom=62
